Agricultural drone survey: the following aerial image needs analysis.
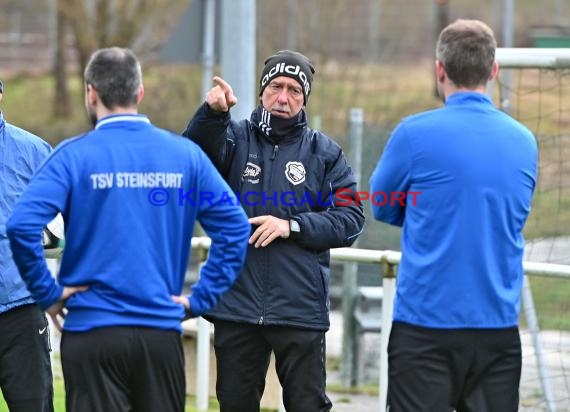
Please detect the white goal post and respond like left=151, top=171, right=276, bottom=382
left=494, top=47, right=570, bottom=412
left=496, top=47, right=570, bottom=68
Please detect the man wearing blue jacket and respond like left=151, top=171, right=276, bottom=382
left=7, top=47, right=250, bottom=412
left=183, top=50, right=364, bottom=412
left=0, top=80, right=54, bottom=411
left=370, top=20, right=538, bottom=411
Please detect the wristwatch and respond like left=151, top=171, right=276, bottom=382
left=290, top=219, right=301, bottom=233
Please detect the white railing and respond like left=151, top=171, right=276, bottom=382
left=189, top=236, right=570, bottom=412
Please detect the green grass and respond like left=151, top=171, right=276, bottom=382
left=0, top=375, right=283, bottom=412
left=523, top=277, right=570, bottom=330
left=0, top=378, right=64, bottom=412
left=0, top=377, right=224, bottom=412
left=525, top=191, right=570, bottom=239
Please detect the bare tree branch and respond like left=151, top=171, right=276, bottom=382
left=51, top=0, right=191, bottom=118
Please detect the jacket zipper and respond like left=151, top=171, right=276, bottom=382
left=259, top=144, right=279, bottom=326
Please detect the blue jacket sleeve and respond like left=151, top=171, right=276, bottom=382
left=188, top=150, right=249, bottom=316
left=7, top=151, right=69, bottom=310
left=369, top=121, right=413, bottom=227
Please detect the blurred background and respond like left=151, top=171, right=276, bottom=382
left=0, top=0, right=568, bottom=262
left=1, top=0, right=569, bottom=320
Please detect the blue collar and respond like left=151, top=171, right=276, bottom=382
left=95, top=114, right=151, bottom=130
left=445, top=91, right=493, bottom=106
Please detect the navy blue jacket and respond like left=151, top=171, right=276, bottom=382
left=183, top=104, right=364, bottom=330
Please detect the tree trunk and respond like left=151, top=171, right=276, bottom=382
left=433, top=0, right=449, bottom=98
left=53, top=6, right=70, bottom=118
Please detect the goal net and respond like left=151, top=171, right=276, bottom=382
left=495, top=47, right=570, bottom=412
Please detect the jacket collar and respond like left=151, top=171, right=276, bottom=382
left=251, top=106, right=307, bottom=145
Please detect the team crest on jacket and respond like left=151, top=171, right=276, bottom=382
left=285, top=161, right=306, bottom=185
left=243, top=162, right=261, bottom=184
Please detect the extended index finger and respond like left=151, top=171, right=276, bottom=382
left=212, top=76, right=232, bottom=94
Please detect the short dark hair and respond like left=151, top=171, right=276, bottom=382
left=436, top=19, right=497, bottom=88
left=84, top=47, right=142, bottom=109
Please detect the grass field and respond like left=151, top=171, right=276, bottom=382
left=526, top=277, right=570, bottom=330
left=0, top=377, right=227, bottom=412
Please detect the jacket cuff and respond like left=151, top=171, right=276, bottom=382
left=204, top=102, right=231, bottom=119
left=188, top=293, right=204, bottom=318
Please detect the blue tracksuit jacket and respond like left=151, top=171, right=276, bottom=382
left=370, top=92, right=538, bottom=328
left=7, top=114, right=250, bottom=332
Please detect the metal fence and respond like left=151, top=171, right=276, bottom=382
left=188, top=237, right=570, bottom=412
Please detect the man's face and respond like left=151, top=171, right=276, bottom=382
left=260, top=76, right=305, bottom=119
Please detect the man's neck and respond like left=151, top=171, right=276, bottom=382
left=97, top=106, right=138, bottom=120
left=443, top=84, right=488, bottom=101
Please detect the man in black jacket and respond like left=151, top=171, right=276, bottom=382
left=183, top=50, right=364, bottom=412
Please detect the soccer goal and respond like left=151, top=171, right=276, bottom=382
left=494, top=47, right=570, bottom=412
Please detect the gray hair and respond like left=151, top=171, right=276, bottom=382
left=84, top=47, right=142, bottom=109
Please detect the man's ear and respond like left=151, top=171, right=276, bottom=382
left=86, top=83, right=98, bottom=106
left=136, top=85, right=144, bottom=105
left=488, top=61, right=499, bottom=81
left=435, top=60, right=446, bottom=83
